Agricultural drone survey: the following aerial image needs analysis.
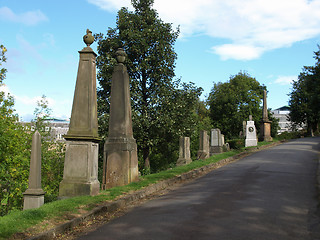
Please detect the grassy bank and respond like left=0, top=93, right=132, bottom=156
left=0, top=140, right=278, bottom=239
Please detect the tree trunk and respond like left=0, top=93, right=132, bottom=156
left=143, top=146, right=150, bottom=170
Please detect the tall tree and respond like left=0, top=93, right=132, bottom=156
left=96, top=0, right=201, bottom=171
left=207, top=71, right=266, bottom=139
left=0, top=45, right=31, bottom=215
left=288, top=46, right=320, bottom=135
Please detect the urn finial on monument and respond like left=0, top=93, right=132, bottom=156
left=115, top=48, right=127, bottom=64
left=83, top=29, right=94, bottom=47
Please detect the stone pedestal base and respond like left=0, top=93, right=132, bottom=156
left=176, top=157, right=192, bottom=166
left=197, top=150, right=209, bottom=160
left=259, top=122, right=273, bottom=142
left=102, top=138, right=139, bottom=190
left=23, top=189, right=45, bottom=210
left=245, top=139, right=257, bottom=147
left=59, top=140, right=100, bottom=198
left=210, top=146, right=223, bottom=156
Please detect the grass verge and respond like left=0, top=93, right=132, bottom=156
left=0, top=140, right=278, bottom=239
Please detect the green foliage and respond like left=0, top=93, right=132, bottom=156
left=0, top=47, right=64, bottom=216
left=0, top=45, right=31, bottom=216
left=0, top=45, right=7, bottom=84
left=227, top=139, right=245, bottom=149
left=207, top=71, right=266, bottom=139
left=288, top=45, right=320, bottom=135
left=96, top=0, right=203, bottom=171
left=276, top=130, right=307, bottom=140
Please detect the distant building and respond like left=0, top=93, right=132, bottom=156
left=271, top=106, right=305, bottom=134
left=21, top=118, right=69, bottom=141
left=46, top=118, right=69, bottom=141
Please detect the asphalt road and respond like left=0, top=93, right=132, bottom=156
left=78, top=137, right=320, bottom=240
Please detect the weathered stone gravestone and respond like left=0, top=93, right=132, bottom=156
left=102, top=48, right=139, bottom=189
left=210, top=128, right=224, bottom=154
left=23, top=131, right=45, bottom=210
left=197, top=130, right=209, bottom=159
left=245, top=115, right=258, bottom=147
left=177, top=137, right=192, bottom=166
left=59, top=29, right=100, bottom=198
left=259, top=90, right=273, bottom=142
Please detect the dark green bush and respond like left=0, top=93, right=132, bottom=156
left=227, top=139, right=244, bottom=149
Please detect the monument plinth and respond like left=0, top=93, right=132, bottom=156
left=259, top=90, right=273, bottom=142
left=59, top=29, right=100, bottom=198
left=102, top=48, right=139, bottom=190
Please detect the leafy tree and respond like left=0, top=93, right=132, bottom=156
left=289, top=46, right=320, bottom=135
left=0, top=45, right=31, bottom=215
left=207, top=71, right=266, bottom=139
left=96, top=0, right=202, bottom=171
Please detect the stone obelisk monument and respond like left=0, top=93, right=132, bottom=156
left=59, top=29, right=100, bottom=198
left=102, top=48, right=139, bottom=190
left=23, top=131, right=45, bottom=210
left=259, top=90, right=273, bottom=142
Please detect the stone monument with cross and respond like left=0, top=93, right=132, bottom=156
left=259, top=90, right=273, bottom=142
left=59, top=29, right=100, bottom=198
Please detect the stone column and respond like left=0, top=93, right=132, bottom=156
left=259, top=90, right=273, bottom=142
left=59, top=29, right=100, bottom=198
left=177, top=137, right=192, bottom=166
left=23, top=131, right=45, bottom=210
left=197, top=130, right=209, bottom=159
left=102, top=48, right=139, bottom=190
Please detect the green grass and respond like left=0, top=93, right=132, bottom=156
left=0, top=140, right=277, bottom=239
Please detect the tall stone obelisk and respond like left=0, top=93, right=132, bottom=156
left=59, top=29, right=100, bottom=198
left=23, top=131, right=45, bottom=210
left=102, top=48, right=139, bottom=190
left=259, top=90, right=273, bottom=142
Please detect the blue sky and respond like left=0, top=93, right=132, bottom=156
left=1, top=0, right=320, bottom=121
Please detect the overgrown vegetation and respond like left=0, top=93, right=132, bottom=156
left=0, top=44, right=65, bottom=216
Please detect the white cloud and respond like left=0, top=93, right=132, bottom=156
left=0, top=7, right=48, bottom=26
left=87, top=0, right=132, bottom=11
left=212, top=44, right=265, bottom=61
left=274, top=76, right=297, bottom=85
left=88, top=0, right=320, bottom=60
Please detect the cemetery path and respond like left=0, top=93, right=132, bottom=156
left=77, top=137, right=320, bottom=240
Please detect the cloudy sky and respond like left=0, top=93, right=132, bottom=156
left=1, top=0, right=320, bottom=121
